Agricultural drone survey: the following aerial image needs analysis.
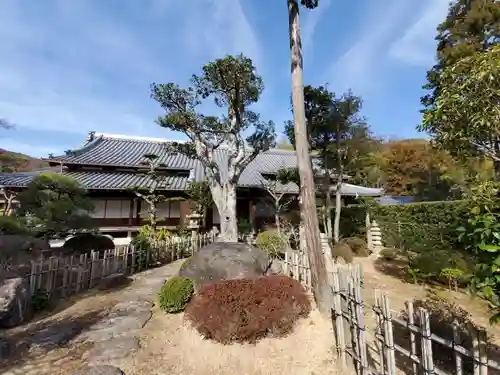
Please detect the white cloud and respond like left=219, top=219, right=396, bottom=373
left=388, top=0, right=450, bottom=66
left=0, top=0, right=262, bottom=136
left=327, top=0, right=417, bottom=93
left=1, top=137, right=63, bottom=158
left=182, top=0, right=263, bottom=70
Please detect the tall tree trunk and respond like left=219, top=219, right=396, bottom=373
left=333, top=185, right=341, bottom=244
left=287, top=0, right=332, bottom=316
left=275, top=203, right=281, bottom=232
left=325, top=193, right=333, bottom=239
left=217, top=183, right=238, bottom=242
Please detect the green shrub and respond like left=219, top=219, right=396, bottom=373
left=332, top=242, right=354, bottom=263
left=158, top=276, right=194, bottom=313
left=342, top=237, right=369, bottom=257
left=379, top=247, right=398, bottom=261
left=131, top=233, right=151, bottom=269
left=369, top=200, right=467, bottom=253
left=0, top=216, right=28, bottom=235
left=408, top=250, right=473, bottom=286
left=32, top=287, right=50, bottom=311
left=255, top=230, right=287, bottom=258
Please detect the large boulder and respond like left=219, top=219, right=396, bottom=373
left=178, top=242, right=270, bottom=290
left=0, top=277, right=31, bottom=328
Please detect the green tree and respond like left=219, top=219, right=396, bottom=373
left=185, top=181, right=213, bottom=228
left=17, top=174, right=94, bottom=238
left=419, top=0, right=500, bottom=175
left=285, top=86, right=374, bottom=243
left=151, top=54, right=275, bottom=242
left=133, top=152, right=172, bottom=239
left=422, top=45, right=500, bottom=176
left=287, top=0, right=331, bottom=315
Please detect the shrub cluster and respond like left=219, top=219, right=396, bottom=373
left=341, top=237, right=370, bottom=257
left=0, top=216, right=28, bottom=235
left=185, top=275, right=311, bottom=344
left=255, top=230, right=287, bottom=258
left=158, top=276, right=194, bottom=313
left=332, top=242, right=354, bottom=263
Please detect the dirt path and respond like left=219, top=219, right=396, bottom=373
left=0, top=261, right=184, bottom=375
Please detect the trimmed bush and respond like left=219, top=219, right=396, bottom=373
left=255, top=230, right=287, bottom=258
left=342, top=237, right=370, bottom=257
left=185, top=275, right=311, bottom=344
left=0, top=216, right=28, bottom=235
left=158, top=276, right=194, bottom=313
left=370, top=200, right=467, bottom=252
left=332, top=242, right=354, bottom=263
left=379, top=247, right=398, bottom=261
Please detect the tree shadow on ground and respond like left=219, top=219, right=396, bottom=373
left=0, top=310, right=105, bottom=373
left=35, top=274, right=134, bottom=319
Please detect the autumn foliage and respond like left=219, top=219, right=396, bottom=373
left=185, top=275, right=311, bottom=344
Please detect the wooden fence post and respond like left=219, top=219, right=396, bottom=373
left=382, top=294, right=397, bottom=375
left=332, top=267, right=347, bottom=367
left=419, top=308, right=434, bottom=375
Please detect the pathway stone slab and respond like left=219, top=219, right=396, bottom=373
left=29, top=321, right=82, bottom=353
left=86, top=337, right=140, bottom=364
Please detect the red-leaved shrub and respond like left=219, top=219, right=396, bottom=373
left=185, top=275, right=311, bottom=344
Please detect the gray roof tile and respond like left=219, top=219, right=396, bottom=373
left=0, top=170, right=188, bottom=190
left=1, top=135, right=383, bottom=196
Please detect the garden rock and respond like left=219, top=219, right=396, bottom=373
left=29, top=321, right=82, bottom=353
left=72, top=365, right=125, bottom=375
left=179, top=241, right=269, bottom=290
left=0, top=277, right=31, bottom=328
left=86, top=337, right=140, bottom=364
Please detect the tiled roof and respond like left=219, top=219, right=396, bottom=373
left=1, top=134, right=383, bottom=196
left=0, top=170, right=188, bottom=190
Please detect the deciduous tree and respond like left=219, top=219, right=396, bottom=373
left=419, top=0, right=500, bottom=175
left=421, top=45, right=500, bottom=176
left=151, top=55, right=275, bottom=242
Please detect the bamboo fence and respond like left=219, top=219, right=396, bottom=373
left=282, top=252, right=500, bottom=375
left=26, top=233, right=214, bottom=301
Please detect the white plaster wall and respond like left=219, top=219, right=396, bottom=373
left=91, top=200, right=106, bottom=218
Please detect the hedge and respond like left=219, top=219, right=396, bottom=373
left=340, top=200, right=468, bottom=252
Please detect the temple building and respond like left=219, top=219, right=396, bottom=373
left=0, top=132, right=383, bottom=239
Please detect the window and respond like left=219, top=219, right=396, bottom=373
left=151, top=200, right=181, bottom=219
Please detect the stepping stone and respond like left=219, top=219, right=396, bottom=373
left=78, top=312, right=151, bottom=343
left=86, top=337, right=140, bottom=364
left=29, top=321, right=82, bottom=353
left=72, top=365, right=125, bottom=375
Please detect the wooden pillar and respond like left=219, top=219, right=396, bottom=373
left=249, top=199, right=257, bottom=235
left=128, top=198, right=135, bottom=227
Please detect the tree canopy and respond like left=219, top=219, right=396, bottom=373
left=17, top=174, right=94, bottom=238
left=150, top=54, right=275, bottom=241
left=419, top=0, right=500, bottom=172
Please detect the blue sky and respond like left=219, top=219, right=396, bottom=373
left=0, top=0, right=450, bottom=157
